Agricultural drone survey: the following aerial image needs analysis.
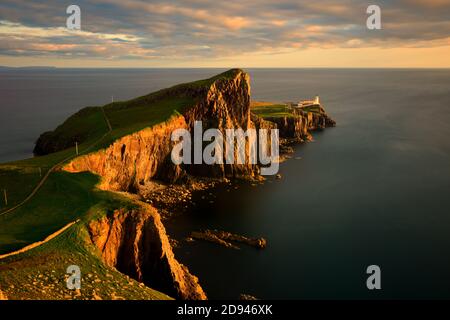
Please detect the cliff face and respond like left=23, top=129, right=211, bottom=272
left=64, top=116, right=187, bottom=191
left=60, top=69, right=335, bottom=300
left=87, top=204, right=206, bottom=300
left=265, top=116, right=310, bottom=141
left=64, top=69, right=270, bottom=189
left=62, top=70, right=271, bottom=300
left=305, top=111, right=336, bottom=130
left=266, top=110, right=336, bottom=142
left=182, top=70, right=262, bottom=178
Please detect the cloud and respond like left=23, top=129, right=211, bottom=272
left=0, top=0, right=449, bottom=63
left=0, top=20, right=155, bottom=58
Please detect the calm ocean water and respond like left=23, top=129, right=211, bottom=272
left=1, top=68, right=450, bottom=299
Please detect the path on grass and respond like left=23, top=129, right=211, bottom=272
left=0, top=220, right=80, bottom=260
left=0, top=107, right=112, bottom=217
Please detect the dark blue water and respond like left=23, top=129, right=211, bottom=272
left=1, top=68, right=450, bottom=299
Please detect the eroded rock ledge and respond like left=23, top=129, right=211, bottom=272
left=87, top=204, right=206, bottom=300
left=191, top=229, right=267, bottom=250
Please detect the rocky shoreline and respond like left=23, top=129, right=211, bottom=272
left=190, top=229, right=267, bottom=250
left=138, top=177, right=226, bottom=220
left=136, top=133, right=310, bottom=221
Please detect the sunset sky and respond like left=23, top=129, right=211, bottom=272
left=0, top=0, right=449, bottom=68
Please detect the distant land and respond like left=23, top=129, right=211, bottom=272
left=0, top=66, right=57, bottom=70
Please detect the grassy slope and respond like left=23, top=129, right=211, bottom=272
left=251, top=102, right=294, bottom=118
left=0, top=172, right=122, bottom=253
left=251, top=101, right=322, bottom=119
left=0, top=69, right=242, bottom=212
left=0, top=69, right=242, bottom=299
left=0, top=216, right=171, bottom=300
left=31, top=68, right=240, bottom=157
left=33, top=107, right=109, bottom=156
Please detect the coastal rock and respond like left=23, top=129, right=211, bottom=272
left=304, top=110, right=336, bottom=130
left=64, top=115, right=188, bottom=191
left=87, top=204, right=206, bottom=300
left=265, top=115, right=310, bottom=141
left=59, top=69, right=334, bottom=301
left=183, top=70, right=264, bottom=179
left=191, top=229, right=267, bottom=249
left=63, top=69, right=278, bottom=189
left=265, top=109, right=335, bottom=142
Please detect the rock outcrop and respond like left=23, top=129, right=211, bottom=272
left=64, top=116, right=188, bottom=191
left=60, top=69, right=335, bottom=301
left=87, top=204, right=206, bottom=300
left=64, top=69, right=274, bottom=189
left=182, top=70, right=260, bottom=178
left=191, top=229, right=267, bottom=250
left=304, top=110, right=336, bottom=130
left=266, top=109, right=336, bottom=142
left=265, top=116, right=311, bottom=142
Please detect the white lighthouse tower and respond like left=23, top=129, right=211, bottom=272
left=314, top=95, right=320, bottom=105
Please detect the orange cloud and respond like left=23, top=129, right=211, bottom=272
left=222, top=17, right=251, bottom=30
left=31, top=44, right=78, bottom=51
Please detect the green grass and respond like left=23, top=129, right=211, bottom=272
left=0, top=168, right=169, bottom=300
left=31, top=68, right=244, bottom=157
left=33, top=107, right=109, bottom=156
left=99, top=96, right=194, bottom=149
left=186, top=68, right=243, bottom=88
left=0, top=69, right=242, bottom=235
left=0, top=167, right=43, bottom=212
left=0, top=218, right=171, bottom=300
left=0, top=132, right=114, bottom=211
left=0, top=69, right=245, bottom=299
left=0, top=69, right=246, bottom=240
left=0, top=171, right=120, bottom=254
left=251, top=104, right=294, bottom=118
left=0, top=69, right=233, bottom=211
left=300, top=105, right=322, bottom=114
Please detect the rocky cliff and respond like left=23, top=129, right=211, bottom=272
left=64, top=115, right=188, bottom=191
left=60, top=69, right=335, bottom=300
left=265, top=116, right=311, bottom=142
left=87, top=204, right=206, bottom=300
left=266, top=109, right=336, bottom=142
left=63, top=69, right=273, bottom=190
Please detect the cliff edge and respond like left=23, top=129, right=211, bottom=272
left=87, top=204, right=206, bottom=300
left=27, top=69, right=335, bottom=300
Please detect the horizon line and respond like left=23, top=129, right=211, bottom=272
left=1, top=66, right=450, bottom=70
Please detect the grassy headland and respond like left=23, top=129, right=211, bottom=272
left=251, top=101, right=294, bottom=118
left=0, top=69, right=331, bottom=300
left=0, top=70, right=247, bottom=299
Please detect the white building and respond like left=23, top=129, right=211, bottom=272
left=297, top=95, right=320, bottom=108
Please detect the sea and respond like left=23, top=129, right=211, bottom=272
left=1, top=68, right=450, bottom=299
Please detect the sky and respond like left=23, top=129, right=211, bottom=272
left=0, top=0, right=449, bottom=68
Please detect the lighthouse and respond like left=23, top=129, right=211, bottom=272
left=314, top=95, right=320, bottom=105
left=297, top=95, right=321, bottom=108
